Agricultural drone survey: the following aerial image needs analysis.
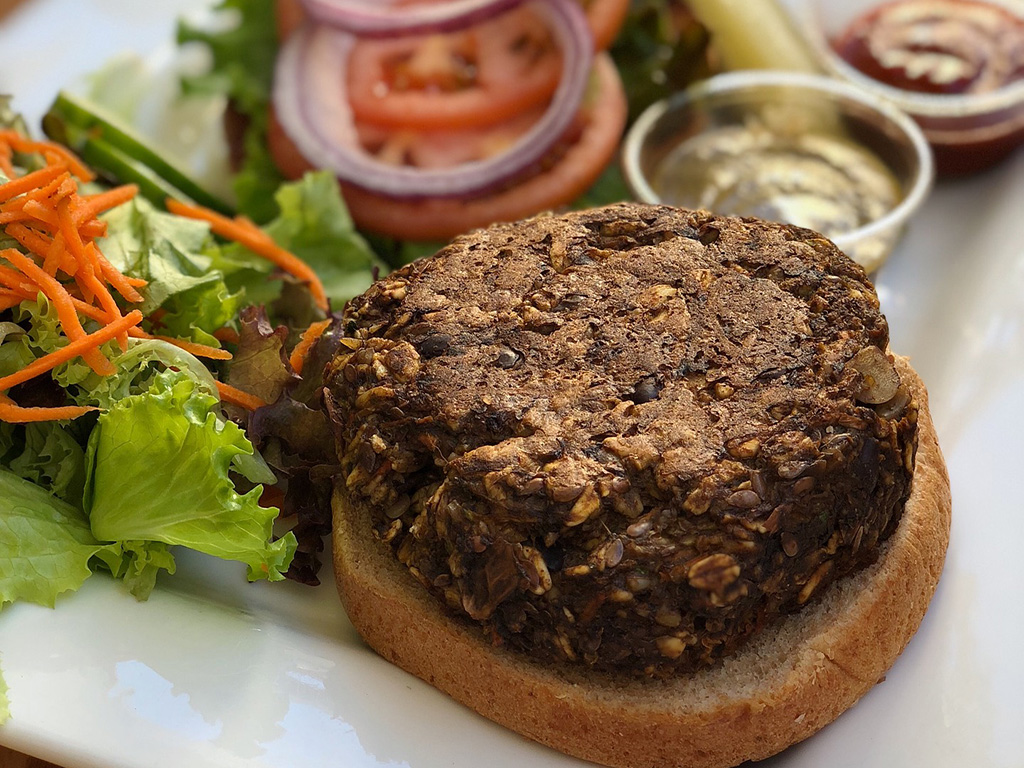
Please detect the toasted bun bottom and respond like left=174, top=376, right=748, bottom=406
left=332, top=357, right=951, bottom=768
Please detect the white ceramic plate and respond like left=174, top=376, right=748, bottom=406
left=0, top=2, right=1022, bottom=767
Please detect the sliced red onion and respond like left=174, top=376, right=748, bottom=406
left=273, top=0, right=594, bottom=199
left=300, top=0, right=528, bottom=37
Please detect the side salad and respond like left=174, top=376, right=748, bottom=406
left=0, top=95, right=380, bottom=621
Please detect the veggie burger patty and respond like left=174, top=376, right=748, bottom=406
left=323, top=202, right=918, bottom=675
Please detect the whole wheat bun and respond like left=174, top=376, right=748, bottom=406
left=332, top=356, right=950, bottom=768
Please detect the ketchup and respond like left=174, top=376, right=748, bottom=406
left=832, top=0, right=1024, bottom=175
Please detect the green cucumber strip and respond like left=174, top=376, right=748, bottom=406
left=42, top=91, right=234, bottom=216
left=73, top=138, right=209, bottom=212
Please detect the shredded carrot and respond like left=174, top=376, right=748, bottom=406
left=0, top=310, right=143, bottom=392
left=5, top=224, right=79, bottom=276
left=91, top=244, right=145, bottom=303
left=212, top=326, right=240, bottom=345
left=0, top=131, right=95, bottom=182
left=166, top=198, right=329, bottom=312
left=215, top=380, right=267, bottom=411
left=0, top=165, right=66, bottom=204
left=26, top=171, right=72, bottom=203
left=2, top=247, right=116, bottom=375
left=75, top=184, right=138, bottom=223
left=79, top=269, right=127, bottom=349
left=289, top=319, right=332, bottom=374
left=0, top=210, right=32, bottom=226
left=42, top=231, right=65, bottom=276
left=129, top=327, right=233, bottom=361
left=0, top=291, right=23, bottom=311
left=0, top=393, right=97, bottom=423
left=6, top=221, right=52, bottom=256
left=59, top=197, right=102, bottom=305
left=0, top=264, right=38, bottom=296
left=4, top=201, right=105, bottom=239
left=0, top=175, right=69, bottom=214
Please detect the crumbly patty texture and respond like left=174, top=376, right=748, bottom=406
left=324, top=203, right=918, bottom=676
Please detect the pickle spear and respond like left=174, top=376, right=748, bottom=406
left=685, top=0, right=820, bottom=72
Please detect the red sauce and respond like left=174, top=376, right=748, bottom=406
left=832, top=0, right=1024, bottom=175
left=833, top=0, right=1024, bottom=95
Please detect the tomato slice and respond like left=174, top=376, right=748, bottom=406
left=346, top=3, right=564, bottom=131
left=355, top=106, right=547, bottom=168
left=275, top=0, right=630, bottom=132
left=268, top=53, right=627, bottom=242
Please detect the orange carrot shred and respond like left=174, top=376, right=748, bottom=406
left=20, top=199, right=59, bottom=228
left=1, top=248, right=114, bottom=377
left=8, top=201, right=104, bottom=241
left=0, top=290, right=23, bottom=311
left=129, top=327, right=233, bottom=361
left=289, top=319, right=332, bottom=374
left=0, top=131, right=95, bottom=182
left=0, top=133, right=154, bottom=404
left=0, top=264, right=38, bottom=296
left=0, top=210, right=32, bottom=226
left=53, top=176, right=78, bottom=203
left=0, top=310, right=143, bottom=393
left=78, top=267, right=126, bottom=349
left=91, top=243, right=145, bottom=303
left=0, top=165, right=65, bottom=204
left=75, top=184, right=138, bottom=222
left=5, top=222, right=52, bottom=257
left=58, top=197, right=105, bottom=307
left=212, top=326, right=241, bottom=345
left=0, top=393, right=97, bottom=423
left=216, top=380, right=267, bottom=411
left=26, top=171, right=72, bottom=203
left=166, top=198, right=329, bottom=312
left=42, top=231, right=65, bottom=276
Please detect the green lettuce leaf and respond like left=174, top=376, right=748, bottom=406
left=0, top=321, right=33, bottom=379
left=85, top=371, right=295, bottom=581
left=92, top=540, right=177, bottom=600
left=218, top=171, right=382, bottom=309
left=0, top=422, right=87, bottom=506
left=262, top=172, right=381, bottom=304
left=98, top=197, right=243, bottom=345
left=0, top=470, right=108, bottom=608
left=76, top=337, right=219, bottom=411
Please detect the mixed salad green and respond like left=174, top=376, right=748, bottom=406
left=0, top=113, right=378, bottom=609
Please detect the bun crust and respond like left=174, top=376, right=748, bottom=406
left=332, top=356, right=950, bottom=768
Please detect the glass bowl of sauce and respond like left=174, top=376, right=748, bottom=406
left=802, top=0, right=1024, bottom=176
left=622, top=70, right=934, bottom=273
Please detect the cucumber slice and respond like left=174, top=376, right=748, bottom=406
left=42, top=91, right=234, bottom=215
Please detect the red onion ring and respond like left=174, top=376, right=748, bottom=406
left=300, top=0, right=529, bottom=37
left=272, top=0, right=594, bottom=199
